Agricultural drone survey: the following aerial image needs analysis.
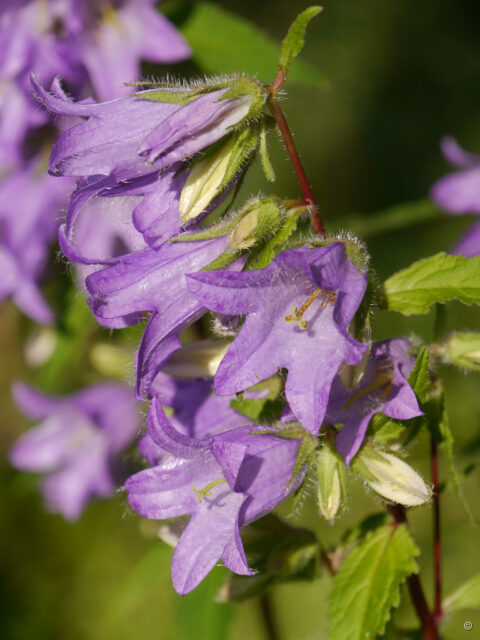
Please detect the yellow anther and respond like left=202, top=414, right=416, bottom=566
left=284, top=288, right=335, bottom=330
left=192, top=478, right=226, bottom=503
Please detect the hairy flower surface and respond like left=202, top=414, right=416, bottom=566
left=86, top=235, right=245, bottom=396
left=10, top=382, right=140, bottom=520
left=126, top=397, right=303, bottom=594
left=325, top=339, right=422, bottom=465
left=34, top=80, right=255, bottom=181
left=187, top=243, right=368, bottom=434
left=430, top=136, right=480, bottom=256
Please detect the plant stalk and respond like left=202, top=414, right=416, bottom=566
left=266, top=94, right=326, bottom=238
left=431, top=436, right=443, bottom=623
left=386, top=504, right=439, bottom=640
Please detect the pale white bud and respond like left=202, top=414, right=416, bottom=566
left=163, top=339, right=231, bottom=378
left=228, top=208, right=259, bottom=249
left=361, top=450, right=431, bottom=506
left=24, top=328, right=57, bottom=366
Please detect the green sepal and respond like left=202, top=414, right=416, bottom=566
left=407, top=346, right=430, bottom=404
left=218, top=76, right=266, bottom=124
left=259, top=125, right=276, bottom=182
left=230, top=396, right=285, bottom=424
left=251, top=423, right=318, bottom=486
left=245, top=206, right=303, bottom=270
left=370, top=414, right=407, bottom=445
left=169, top=222, right=235, bottom=243
left=201, top=248, right=240, bottom=271
left=328, top=524, right=419, bottom=640
left=219, top=126, right=259, bottom=192
left=276, top=6, right=323, bottom=87
left=131, top=88, right=199, bottom=105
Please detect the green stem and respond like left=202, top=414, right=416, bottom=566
left=431, top=436, right=443, bottom=624
left=340, top=200, right=443, bottom=238
left=259, top=593, right=280, bottom=640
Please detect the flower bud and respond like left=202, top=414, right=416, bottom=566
left=316, top=442, right=346, bottom=521
left=179, top=123, right=259, bottom=223
left=445, top=332, right=480, bottom=371
left=229, top=199, right=282, bottom=250
left=24, top=328, right=57, bottom=367
left=356, top=449, right=431, bottom=506
left=163, top=339, right=231, bottom=378
left=179, top=136, right=237, bottom=222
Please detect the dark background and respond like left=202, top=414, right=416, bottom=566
left=1, top=1, right=480, bottom=638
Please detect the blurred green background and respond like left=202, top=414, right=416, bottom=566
left=2, top=1, right=480, bottom=638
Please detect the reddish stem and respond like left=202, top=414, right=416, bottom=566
left=267, top=95, right=326, bottom=238
left=431, top=436, right=443, bottom=623
left=386, top=504, right=439, bottom=640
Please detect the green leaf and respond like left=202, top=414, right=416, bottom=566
left=381, top=253, right=480, bottom=315
left=371, top=414, right=406, bottom=445
left=329, top=524, right=419, bottom=640
left=407, top=346, right=430, bottom=404
left=444, top=573, right=480, bottom=614
left=277, top=6, right=323, bottom=84
left=181, top=3, right=326, bottom=88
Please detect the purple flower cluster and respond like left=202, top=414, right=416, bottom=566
left=431, top=136, right=480, bottom=257
left=10, top=382, right=140, bottom=520
left=33, top=75, right=424, bottom=594
left=0, top=0, right=189, bottom=320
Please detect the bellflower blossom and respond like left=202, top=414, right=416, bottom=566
left=126, top=396, right=303, bottom=594
left=325, top=339, right=423, bottom=465
left=68, top=0, right=190, bottom=100
left=33, top=80, right=255, bottom=181
left=0, top=0, right=188, bottom=165
left=10, top=382, right=140, bottom=521
left=85, top=235, right=245, bottom=397
left=187, top=243, right=368, bottom=434
left=430, top=136, right=480, bottom=256
left=139, top=372, right=263, bottom=464
left=0, top=161, right=71, bottom=323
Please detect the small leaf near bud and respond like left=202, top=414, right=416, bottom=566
left=445, top=332, right=480, bottom=371
left=355, top=448, right=431, bottom=507
left=316, top=441, right=346, bottom=521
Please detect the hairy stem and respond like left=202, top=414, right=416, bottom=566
left=431, top=436, right=443, bottom=623
left=386, top=504, right=439, bottom=640
left=266, top=95, right=326, bottom=238
left=259, top=593, right=280, bottom=640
